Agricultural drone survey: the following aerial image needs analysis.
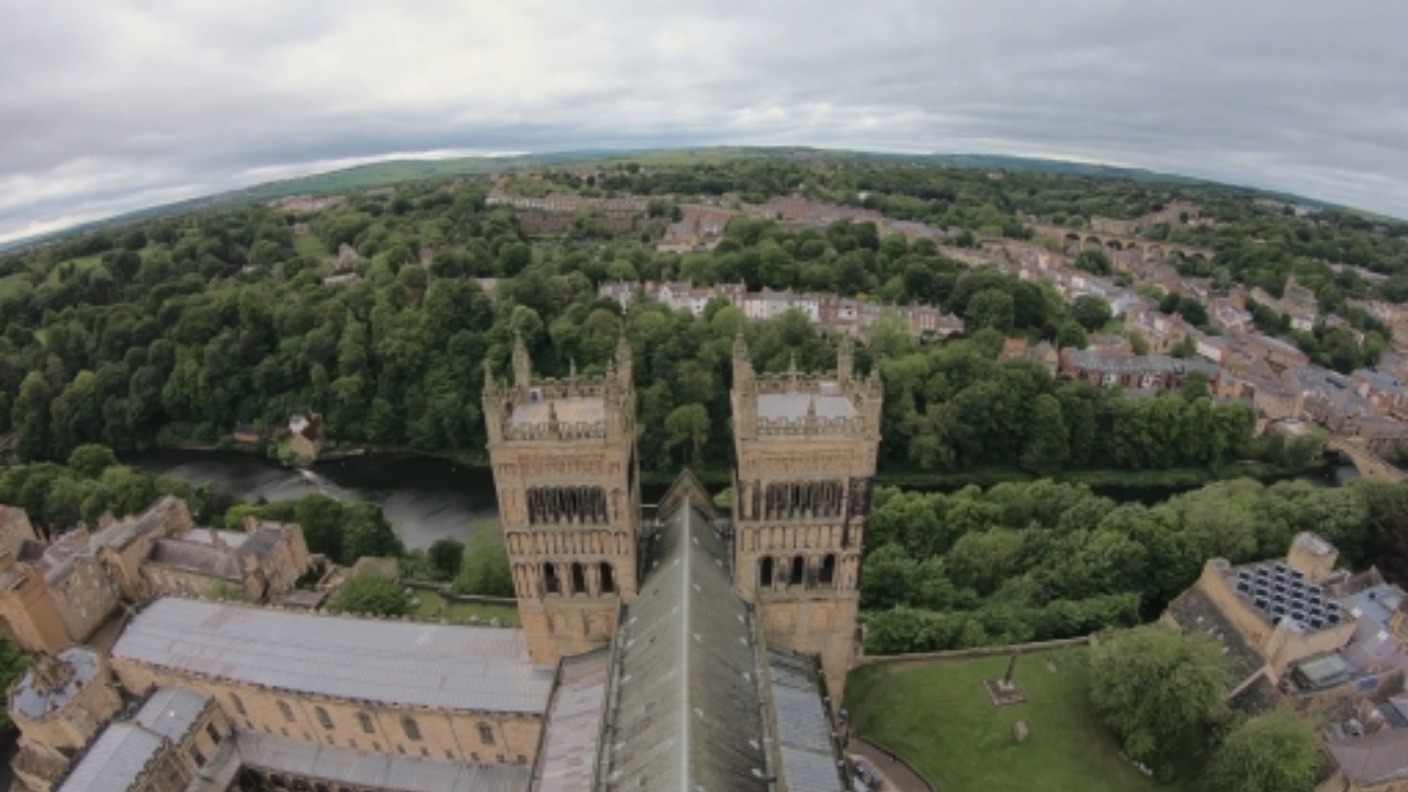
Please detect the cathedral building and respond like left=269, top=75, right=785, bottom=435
left=8, top=335, right=877, bottom=792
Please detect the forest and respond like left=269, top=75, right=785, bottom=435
left=861, top=475, right=1408, bottom=654
left=3, top=154, right=1398, bottom=484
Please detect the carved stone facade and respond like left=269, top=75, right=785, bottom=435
left=483, top=335, right=640, bottom=665
left=730, top=334, right=883, bottom=702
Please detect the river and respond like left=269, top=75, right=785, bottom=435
left=128, top=450, right=504, bottom=550
left=127, top=449, right=1359, bottom=550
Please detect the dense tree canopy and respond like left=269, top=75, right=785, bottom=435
left=1090, top=625, right=1230, bottom=779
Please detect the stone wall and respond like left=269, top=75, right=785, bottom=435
left=111, top=658, right=543, bottom=766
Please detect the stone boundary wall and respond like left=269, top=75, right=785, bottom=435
left=403, top=580, right=518, bottom=607
left=856, top=635, right=1094, bottom=667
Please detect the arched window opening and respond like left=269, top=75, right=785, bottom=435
left=229, top=692, right=246, bottom=716
left=570, top=563, right=587, bottom=596
left=820, top=554, right=836, bottom=586
left=402, top=716, right=422, bottom=741
left=760, top=557, right=774, bottom=588
left=357, top=711, right=375, bottom=734
left=478, top=722, right=496, bottom=745
left=543, top=564, right=560, bottom=594
left=315, top=706, right=334, bottom=730
left=278, top=700, right=294, bottom=722
left=599, top=562, right=615, bottom=594
left=790, top=556, right=805, bottom=587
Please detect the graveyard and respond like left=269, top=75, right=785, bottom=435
left=845, top=648, right=1190, bottom=792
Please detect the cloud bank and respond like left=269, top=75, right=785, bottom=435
left=2, top=0, right=1405, bottom=243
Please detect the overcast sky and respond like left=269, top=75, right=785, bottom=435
left=2, top=0, right=1406, bottom=244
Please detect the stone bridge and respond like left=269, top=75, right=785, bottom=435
left=1326, top=436, right=1407, bottom=483
left=1027, top=223, right=1216, bottom=262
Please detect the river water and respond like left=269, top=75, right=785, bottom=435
left=128, top=450, right=503, bottom=550
left=127, top=449, right=1359, bottom=551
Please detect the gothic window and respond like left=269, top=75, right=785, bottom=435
left=315, top=706, right=334, bottom=730
left=544, top=563, right=561, bottom=594
left=820, top=554, right=836, bottom=586
left=278, top=700, right=295, bottom=722
left=479, top=722, right=496, bottom=745
left=570, top=562, right=587, bottom=595
left=358, top=711, right=375, bottom=734
left=790, top=556, right=805, bottom=587
left=402, top=716, right=422, bottom=741
left=760, top=557, right=774, bottom=588
left=229, top=692, right=246, bottom=716
left=600, top=562, right=616, bottom=594
left=206, top=723, right=221, bottom=743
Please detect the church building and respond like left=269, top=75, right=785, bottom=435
left=7, top=335, right=880, bottom=792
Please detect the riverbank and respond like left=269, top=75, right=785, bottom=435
left=149, top=441, right=1337, bottom=498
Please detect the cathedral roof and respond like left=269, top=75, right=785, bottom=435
left=600, top=501, right=771, bottom=792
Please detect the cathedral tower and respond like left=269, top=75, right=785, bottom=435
left=730, top=334, right=882, bottom=701
left=483, top=335, right=640, bottom=665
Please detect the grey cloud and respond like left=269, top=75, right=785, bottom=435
left=1, top=0, right=1406, bottom=243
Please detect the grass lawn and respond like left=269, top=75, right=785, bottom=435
left=409, top=590, right=520, bottom=627
left=851, top=649, right=1187, bottom=792
left=294, top=234, right=328, bottom=258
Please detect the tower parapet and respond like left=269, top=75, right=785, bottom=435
left=483, top=334, right=640, bottom=665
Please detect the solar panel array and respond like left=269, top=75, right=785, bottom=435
left=1233, top=562, right=1343, bottom=632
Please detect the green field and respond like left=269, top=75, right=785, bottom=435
left=848, top=650, right=1184, bottom=792
left=409, top=589, right=520, bottom=627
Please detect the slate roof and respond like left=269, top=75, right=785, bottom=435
left=55, top=723, right=165, bottom=792
left=1327, top=727, right=1408, bottom=786
left=532, top=650, right=609, bottom=792
left=1165, top=586, right=1266, bottom=690
left=236, top=730, right=529, bottom=792
left=601, top=502, right=770, bottom=792
left=768, top=651, right=846, bottom=792
left=134, top=687, right=209, bottom=741
left=113, top=598, right=554, bottom=714
left=148, top=540, right=242, bottom=580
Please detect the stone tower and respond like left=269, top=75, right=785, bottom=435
left=730, top=334, right=883, bottom=701
left=483, top=334, right=640, bottom=665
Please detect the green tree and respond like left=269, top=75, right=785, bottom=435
left=1091, top=625, right=1230, bottom=777
left=1071, top=296, right=1113, bottom=331
left=329, top=573, right=411, bottom=617
left=12, top=371, right=51, bottom=462
left=963, top=289, right=1016, bottom=334
left=340, top=503, right=404, bottom=564
left=664, top=403, right=710, bottom=465
left=292, top=495, right=346, bottom=561
left=66, top=444, right=118, bottom=479
left=1204, top=711, right=1320, bottom=792
left=1020, top=394, right=1070, bottom=474
left=454, top=531, right=514, bottom=597
left=428, top=538, right=466, bottom=582
left=0, top=635, right=31, bottom=729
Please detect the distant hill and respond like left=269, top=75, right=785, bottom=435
left=0, top=146, right=1349, bottom=254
